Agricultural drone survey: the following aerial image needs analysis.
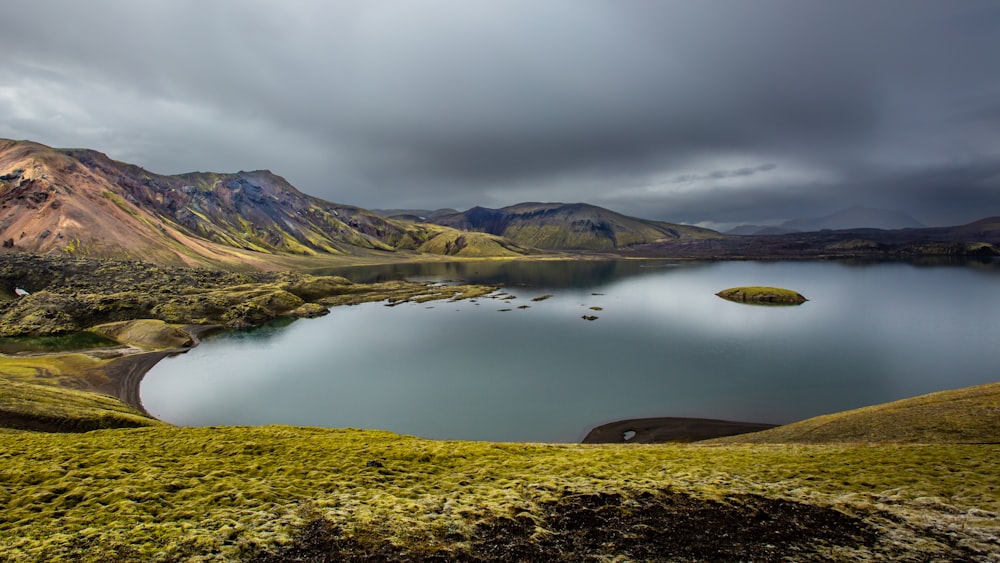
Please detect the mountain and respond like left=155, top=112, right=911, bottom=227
left=0, top=140, right=529, bottom=267
left=725, top=225, right=797, bottom=236
left=780, top=205, right=924, bottom=232
left=428, top=202, right=719, bottom=251
left=628, top=218, right=1000, bottom=259
left=727, top=206, right=924, bottom=236
left=372, top=208, right=458, bottom=221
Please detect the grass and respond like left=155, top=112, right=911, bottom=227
left=0, top=426, right=996, bottom=561
left=0, top=379, right=159, bottom=432
left=89, top=320, right=192, bottom=350
left=0, top=353, right=111, bottom=389
left=712, top=382, right=1000, bottom=444
left=0, top=332, right=118, bottom=355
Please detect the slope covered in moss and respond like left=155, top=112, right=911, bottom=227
left=711, top=381, right=1000, bottom=444
left=0, top=426, right=997, bottom=561
left=0, top=379, right=159, bottom=432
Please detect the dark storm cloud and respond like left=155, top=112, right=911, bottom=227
left=672, top=164, right=779, bottom=185
left=1, top=0, right=998, bottom=226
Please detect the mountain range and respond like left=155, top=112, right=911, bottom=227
left=727, top=206, right=925, bottom=235
left=428, top=203, right=718, bottom=251
left=0, top=140, right=723, bottom=266
left=2, top=139, right=998, bottom=268
left=0, top=140, right=534, bottom=267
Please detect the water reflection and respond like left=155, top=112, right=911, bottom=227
left=316, top=259, right=707, bottom=288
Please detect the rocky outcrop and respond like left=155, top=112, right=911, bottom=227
left=716, top=286, right=808, bottom=305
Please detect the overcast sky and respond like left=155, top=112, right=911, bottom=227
left=2, top=1, right=999, bottom=228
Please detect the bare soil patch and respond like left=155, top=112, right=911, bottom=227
left=248, top=490, right=882, bottom=562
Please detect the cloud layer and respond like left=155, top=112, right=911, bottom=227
left=2, top=0, right=999, bottom=226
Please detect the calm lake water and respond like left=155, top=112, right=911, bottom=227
left=142, top=260, right=1000, bottom=442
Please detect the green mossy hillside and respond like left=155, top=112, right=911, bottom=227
left=90, top=320, right=192, bottom=350
left=711, top=382, right=1000, bottom=444
left=0, top=353, right=110, bottom=389
left=0, top=379, right=159, bottom=432
left=0, top=426, right=996, bottom=561
left=415, top=229, right=533, bottom=257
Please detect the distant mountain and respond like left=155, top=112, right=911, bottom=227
left=0, top=140, right=530, bottom=267
left=428, top=202, right=719, bottom=251
left=4, top=139, right=992, bottom=266
left=725, top=225, right=797, bottom=236
left=728, top=206, right=924, bottom=236
left=628, top=217, right=1000, bottom=259
left=780, top=206, right=924, bottom=232
left=372, top=208, right=458, bottom=221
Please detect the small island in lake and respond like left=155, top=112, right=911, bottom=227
left=716, top=286, right=808, bottom=305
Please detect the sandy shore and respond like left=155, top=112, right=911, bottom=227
left=583, top=417, right=779, bottom=444
left=97, top=324, right=222, bottom=416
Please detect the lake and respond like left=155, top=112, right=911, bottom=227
left=141, top=259, right=1000, bottom=442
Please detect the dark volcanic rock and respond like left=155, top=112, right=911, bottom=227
left=247, top=490, right=887, bottom=562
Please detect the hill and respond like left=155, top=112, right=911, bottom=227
left=0, top=140, right=530, bottom=267
left=429, top=202, right=719, bottom=251
left=0, top=419, right=995, bottom=560
left=727, top=206, right=925, bottom=236
left=781, top=205, right=924, bottom=232
left=725, top=224, right=798, bottom=235
left=710, top=382, right=1000, bottom=444
left=371, top=208, right=458, bottom=221
left=628, top=218, right=1000, bottom=259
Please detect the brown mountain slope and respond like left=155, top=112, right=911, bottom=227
left=430, top=202, right=719, bottom=251
left=0, top=140, right=250, bottom=267
left=0, top=140, right=530, bottom=267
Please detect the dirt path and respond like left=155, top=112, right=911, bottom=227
left=96, top=324, right=222, bottom=416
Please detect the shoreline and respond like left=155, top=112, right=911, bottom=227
left=97, top=324, right=222, bottom=417
left=96, top=327, right=781, bottom=444
left=96, top=322, right=779, bottom=443
left=583, top=417, right=779, bottom=444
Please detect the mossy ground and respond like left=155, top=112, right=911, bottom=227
left=712, top=381, right=1000, bottom=444
left=0, top=352, right=110, bottom=389
left=0, top=379, right=158, bottom=432
left=0, top=254, right=499, bottom=335
left=0, top=427, right=996, bottom=561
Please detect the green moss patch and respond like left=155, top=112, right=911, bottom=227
left=0, top=332, right=118, bottom=355
left=716, top=286, right=808, bottom=305
left=712, top=381, right=1000, bottom=444
left=0, top=379, right=159, bottom=432
left=0, top=353, right=110, bottom=389
left=0, top=427, right=996, bottom=561
left=90, top=320, right=191, bottom=350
